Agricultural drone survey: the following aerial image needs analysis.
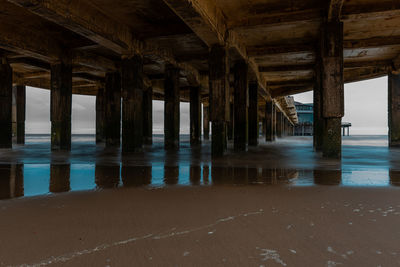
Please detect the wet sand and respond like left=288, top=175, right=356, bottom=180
left=1, top=185, right=400, bottom=266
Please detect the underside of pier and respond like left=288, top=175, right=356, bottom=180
left=0, top=0, right=400, bottom=157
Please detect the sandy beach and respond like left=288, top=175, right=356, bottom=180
left=1, top=185, right=399, bottom=266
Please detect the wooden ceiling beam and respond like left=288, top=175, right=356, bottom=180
left=163, top=0, right=268, bottom=96
left=328, top=0, right=345, bottom=22
left=344, top=60, right=392, bottom=69
left=344, top=67, right=389, bottom=83
left=8, top=0, right=134, bottom=55
left=259, top=64, right=314, bottom=73
left=0, top=22, right=63, bottom=62
left=248, top=44, right=315, bottom=57
left=271, top=85, right=313, bottom=98
left=230, top=1, right=399, bottom=29
left=8, top=0, right=201, bottom=86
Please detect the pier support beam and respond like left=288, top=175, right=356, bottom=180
left=96, top=87, right=105, bottom=144
left=389, top=72, right=400, bottom=147
left=276, top=111, right=283, bottom=138
left=190, top=86, right=201, bottom=145
left=12, top=85, right=25, bottom=144
left=121, top=55, right=143, bottom=153
left=51, top=62, right=72, bottom=151
left=265, top=99, right=274, bottom=142
left=143, top=86, right=153, bottom=145
left=164, top=64, right=180, bottom=150
left=314, top=45, right=324, bottom=151
left=104, top=72, right=121, bottom=147
left=203, top=105, right=210, bottom=140
left=0, top=58, right=12, bottom=148
left=233, top=60, right=248, bottom=151
left=209, top=45, right=229, bottom=156
left=248, top=81, right=258, bottom=146
left=227, top=102, right=233, bottom=141
left=320, top=21, right=344, bottom=158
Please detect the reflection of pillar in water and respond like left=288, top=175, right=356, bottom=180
left=313, top=170, right=342, bottom=185
left=164, top=166, right=179, bottom=185
left=211, top=165, right=232, bottom=184
left=261, top=168, right=278, bottom=184
left=247, top=167, right=258, bottom=184
left=50, top=164, right=71, bottom=193
left=233, top=166, right=248, bottom=184
left=0, top=164, right=24, bottom=199
left=203, top=165, right=209, bottom=184
left=190, top=165, right=201, bottom=185
left=95, top=164, right=120, bottom=188
left=389, top=169, right=400, bottom=186
left=121, top=165, right=151, bottom=187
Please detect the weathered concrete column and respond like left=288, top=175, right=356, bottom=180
left=320, top=21, right=344, bottom=158
left=12, top=85, right=25, bottom=144
left=276, top=111, right=283, bottom=138
left=203, top=105, right=210, bottom=140
left=164, top=64, right=180, bottom=150
left=0, top=59, right=13, bottom=148
left=265, top=99, right=274, bottom=141
left=389, top=73, right=400, bottom=147
left=313, top=45, right=324, bottom=151
left=209, top=45, right=229, bottom=156
left=233, top=60, right=248, bottom=151
left=121, top=55, right=143, bottom=153
left=143, top=86, right=153, bottom=145
left=190, top=86, right=201, bottom=145
left=51, top=62, right=72, bottom=151
left=96, top=87, right=105, bottom=144
left=104, top=72, right=121, bottom=147
left=227, top=102, right=234, bottom=141
left=248, top=81, right=258, bottom=146
left=273, top=103, right=277, bottom=139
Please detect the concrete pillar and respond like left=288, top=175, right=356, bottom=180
left=203, top=105, right=210, bottom=140
left=190, top=86, right=201, bottom=145
left=273, top=104, right=277, bottom=139
left=320, top=21, right=344, bottom=158
left=96, top=87, right=105, bottom=144
left=51, top=62, right=72, bottom=151
left=265, top=99, right=274, bottom=141
left=164, top=64, right=180, bottom=150
left=0, top=59, right=13, bottom=148
left=227, top=102, right=234, bottom=141
left=209, top=45, right=229, bottom=156
left=313, top=44, right=324, bottom=151
left=12, top=85, right=25, bottom=144
left=276, top=111, right=283, bottom=138
left=50, top=164, right=71, bottom=193
left=389, top=73, right=400, bottom=147
left=104, top=72, right=121, bottom=147
left=121, top=55, right=144, bottom=153
left=233, top=60, right=248, bottom=151
left=248, top=81, right=258, bottom=146
left=143, top=86, right=153, bottom=145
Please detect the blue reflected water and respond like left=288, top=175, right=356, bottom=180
left=0, top=135, right=399, bottom=200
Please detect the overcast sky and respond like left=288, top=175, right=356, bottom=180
left=25, top=76, right=388, bottom=135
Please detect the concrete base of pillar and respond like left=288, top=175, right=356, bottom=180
left=212, top=121, right=226, bottom=157
left=322, top=118, right=342, bottom=159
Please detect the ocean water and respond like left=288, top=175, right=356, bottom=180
left=0, top=134, right=399, bottom=200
